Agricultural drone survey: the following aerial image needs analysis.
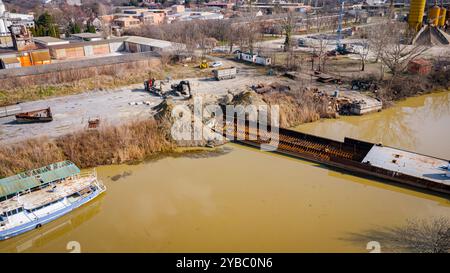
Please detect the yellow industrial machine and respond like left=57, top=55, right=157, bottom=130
left=429, top=5, right=441, bottom=26
left=439, top=8, right=447, bottom=27
left=408, top=0, right=426, bottom=31
left=199, top=60, right=209, bottom=69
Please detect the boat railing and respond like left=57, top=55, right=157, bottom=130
left=76, top=171, right=96, bottom=179
left=73, top=169, right=106, bottom=191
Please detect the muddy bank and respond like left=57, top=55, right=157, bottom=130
left=0, top=88, right=329, bottom=177
left=382, top=73, right=450, bottom=103
left=0, top=99, right=228, bottom=178
left=353, top=67, right=450, bottom=105
left=0, top=82, right=445, bottom=178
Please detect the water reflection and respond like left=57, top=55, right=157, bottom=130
left=296, top=92, right=450, bottom=156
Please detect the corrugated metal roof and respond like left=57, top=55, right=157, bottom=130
left=71, top=32, right=104, bottom=39
left=0, top=161, right=80, bottom=199
left=33, top=36, right=69, bottom=44
left=47, top=37, right=127, bottom=50
left=125, top=36, right=175, bottom=49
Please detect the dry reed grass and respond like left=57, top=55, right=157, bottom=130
left=0, top=59, right=164, bottom=106
left=262, top=88, right=334, bottom=128
left=0, top=119, right=175, bottom=178
left=0, top=138, right=66, bottom=177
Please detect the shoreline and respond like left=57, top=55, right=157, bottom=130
left=0, top=88, right=448, bottom=179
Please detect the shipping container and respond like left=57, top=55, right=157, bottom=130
left=213, top=67, right=237, bottom=80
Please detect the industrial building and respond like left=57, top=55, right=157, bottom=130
left=0, top=55, right=20, bottom=69
left=45, top=36, right=182, bottom=60
left=71, top=33, right=105, bottom=42
left=114, top=17, right=142, bottom=29
left=0, top=32, right=184, bottom=68
left=47, top=38, right=127, bottom=60
left=124, top=36, right=184, bottom=53
left=33, top=36, right=70, bottom=47
left=111, top=4, right=225, bottom=28
left=409, top=0, right=449, bottom=45
left=0, top=0, right=34, bottom=36
left=113, top=7, right=166, bottom=28
left=0, top=48, right=52, bottom=69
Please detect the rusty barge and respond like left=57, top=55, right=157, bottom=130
left=226, top=122, right=450, bottom=195
left=15, top=107, right=53, bottom=123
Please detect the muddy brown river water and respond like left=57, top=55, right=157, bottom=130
left=1, top=92, right=449, bottom=253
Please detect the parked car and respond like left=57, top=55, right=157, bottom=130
left=211, top=61, right=223, bottom=67
left=298, top=38, right=307, bottom=47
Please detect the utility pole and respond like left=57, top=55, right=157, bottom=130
left=336, top=0, right=345, bottom=51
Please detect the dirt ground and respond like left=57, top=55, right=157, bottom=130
left=0, top=57, right=277, bottom=144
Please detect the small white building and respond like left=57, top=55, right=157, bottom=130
left=365, top=0, right=387, bottom=6
left=236, top=52, right=271, bottom=66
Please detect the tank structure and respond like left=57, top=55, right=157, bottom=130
left=429, top=5, right=441, bottom=26
left=410, top=0, right=450, bottom=46
left=408, top=0, right=427, bottom=31
left=438, top=7, right=447, bottom=27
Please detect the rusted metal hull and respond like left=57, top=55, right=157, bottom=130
left=15, top=108, right=53, bottom=123
left=228, top=123, right=450, bottom=195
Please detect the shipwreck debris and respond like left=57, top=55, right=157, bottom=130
left=15, top=107, right=53, bottom=123
left=88, top=117, right=101, bottom=129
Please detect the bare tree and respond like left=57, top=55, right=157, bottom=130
left=370, top=21, right=428, bottom=77
left=234, top=21, right=262, bottom=54
left=281, top=12, right=295, bottom=52
left=225, top=23, right=239, bottom=53
left=346, top=217, right=450, bottom=253
left=313, top=37, right=331, bottom=72
left=355, top=40, right=370, bottom=72
left=100, top=19, right=112, bottom=39
left=367, top=24, right=385, bottom=63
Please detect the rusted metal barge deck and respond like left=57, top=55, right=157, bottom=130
left=227, top=122, right=450, bottom=195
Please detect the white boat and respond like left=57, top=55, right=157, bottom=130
left=0, top=161, right=106, bottom=240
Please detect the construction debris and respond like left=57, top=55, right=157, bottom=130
left=315, top=72, right=342, bottom=84
left=170, top=80, right=192, bottom=99
left=15, top=107, right=53, bottom=123
left=351, top=78, right=380, bottom=91
left=251, top=82, right=291, bottom=94
left=88, top=117, right=100, bottom=129
left=334, top=91, right=382, bottom=115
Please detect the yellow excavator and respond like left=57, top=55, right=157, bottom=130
left=199, top=60, right=209, bottom=69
